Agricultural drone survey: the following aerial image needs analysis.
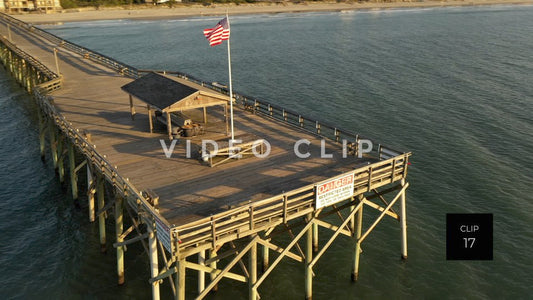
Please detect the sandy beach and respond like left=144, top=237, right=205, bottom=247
left=11, top=0, right=533, bottom=24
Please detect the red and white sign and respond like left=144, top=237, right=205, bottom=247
left=316, top=172, right=355, bottom=209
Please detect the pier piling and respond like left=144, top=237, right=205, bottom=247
left=198, top=250, right=206, bottom=294
left=306, top=215, right=313, bottom=300
left=87, top=163, right=96, bottom=222
left=209, top=249, right=218, bottom=292
left=400, top=178, right=408, bottom=260
left=57, top=131, right=65, bottom=183
left=148, top=226, right=160, bottom=300
left=48, top=120, right=57, bottom=169
left=115, top=193, right=125, bottom=285
left=312, top=222, right=319, bottom=253
left=249, top=237, right=258, bottom=300
left=68, top=141, right=78, bottom=199
left=97, top=173, right=106, bottom=253
left=176, top=258, right=186, bottom=300
left=38, top=110, right=46, bottom=160
left=261, top=243, right=269, bottom=272
left=352, top=197, right=364, bottom=282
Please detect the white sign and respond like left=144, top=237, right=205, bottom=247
left=154, top=214, right=172, bottom=253
left=315, top=172, right=355, bottom=209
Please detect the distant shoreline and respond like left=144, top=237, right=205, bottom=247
left=11, top=0, right=533, bottom=24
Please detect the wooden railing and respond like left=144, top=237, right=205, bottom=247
left=1, top=12, right=139, bottom=79
left=0, top=34, right=59, bottom=81
left=172, top=152, right=410, bottom=256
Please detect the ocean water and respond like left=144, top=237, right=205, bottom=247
left=2, top=4, right=533, bottom=299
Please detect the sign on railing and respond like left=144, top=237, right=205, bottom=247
left=316, top=172, right=356, bottom=209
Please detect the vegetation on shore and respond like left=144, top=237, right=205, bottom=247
left=58, top=0, right=355, bottom=10
left=60, top=0, right=285, bottom=9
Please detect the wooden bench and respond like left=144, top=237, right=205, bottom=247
left=197, top=134, right=266, bottom=167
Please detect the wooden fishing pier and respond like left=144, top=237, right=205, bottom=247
left=0, top=13, right=411, bottom=300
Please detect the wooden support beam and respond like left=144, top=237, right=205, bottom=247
left=49, top=121, right=58, bottom=169
left=125, top=205, right=150, bottom=256
left=97, top=173, right=106, bottom=253
left=359, top=183, right=409, bottom=244
left=176, top=259, right=186, bottom=300
left=53, top=48, right=60, bottom=76
left=198, top=250, right=205, bottom=294
left=184, top=261, right=246, bottom=283
left=117, top=225, right=135, bottom=241
left=372, top=188, right=399, bottom=216
left=205, top=248, right=238, bottom=266
left=332, top=204, right=354, bottom=236
left=365, top=184, right=402, bottom=201
left=129, top=94, right=135, bottom=120
left=229, top=241, right=250, bottom=280
left=362, top=199, right=399, bottom=221
left=256, top=239, right=303, bottom=263
left=158, top=241, right=177, bottom=297
left=73, top=160, right=87, bottom=174
left=147, top=105, right=153, bottom=133
left=352, top=198, right=363, bottom=282
left=309, top=201, right=363, bottom=269
left=68, top=141, right=78, bottom=199
left=113, top=232, right=148, bottom=248
left=400, top=179, right=408, bottom=260
left=203, top=106, right=207, bottom=124
left=150, top=265, right=176, bottom=284
left=284, top=224, right=306, bottom=261
left=166, top=112, right=172, bottom=140
left=154, top=259, right=248, bottom=286
left=312, top=222, right=319, bottom=253
left=148, top=226, right=160, bottom=300
left=197, top=236, right=260, bottom=300
left=115, top=194, right=125, bottom=285
left=252, top=220, right=314, bottom=294
left=38, top=110, right=46, bottom=160
left=87, top=163, right=95, bottom=222
left=57, top=132, right=65, bottom=183
left=261, top=243, right=269, bottom=272
left=313, top=219, right=352, bottom=238
left=209, top=249, right=218, bottom=293
left=305, top=214, right=313, bottom=300
left=95, top=196, right=115, bottom=218
left=249, top=236, right=258, bottom=300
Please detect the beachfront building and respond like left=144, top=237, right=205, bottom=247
left=1, top=0, right=61, bottom=13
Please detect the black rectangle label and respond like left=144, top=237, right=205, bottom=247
left=446, top=213, right=493, bottom=260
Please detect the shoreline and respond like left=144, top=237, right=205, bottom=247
left=10, top=0, right=533, bottom=24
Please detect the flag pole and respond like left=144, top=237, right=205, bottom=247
left=226, top=12, right=235, bottom=141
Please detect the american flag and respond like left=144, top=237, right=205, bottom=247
left=203, top=17, right=230, bottom=47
